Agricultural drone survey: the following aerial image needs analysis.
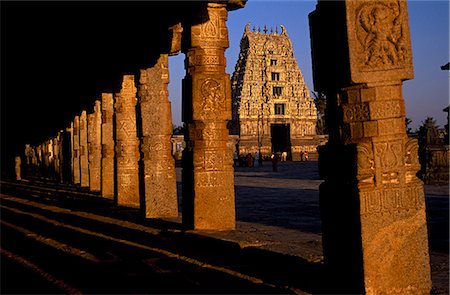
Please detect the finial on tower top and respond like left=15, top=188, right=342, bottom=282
left=275, top=26, right=279, bottom=34
left=280, top=24, right=288, bottom=36
left=263, top=25, right=268, bottom=34
left=244, top=22, right=250, bottom=34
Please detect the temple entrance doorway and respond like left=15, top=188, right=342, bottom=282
left=271, top=123, right=291, bottom=160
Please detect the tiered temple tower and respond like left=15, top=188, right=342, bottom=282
left=231, top=24, right=321, bottom=160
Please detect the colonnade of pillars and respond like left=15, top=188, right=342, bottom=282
left=23, top=3, right=236, bottom=230
left=18, top=1, right=432, bottom=294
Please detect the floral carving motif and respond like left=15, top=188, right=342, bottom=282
left=357, top=1, right=407, bottom=69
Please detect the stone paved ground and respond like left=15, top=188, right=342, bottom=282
left=2, top=161, right=447, bottom=294
left=178, top=160, right=449, bottom=294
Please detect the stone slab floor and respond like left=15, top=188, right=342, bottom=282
left=178, top=160, right=449, bottom=294
left=0, top=160, right=447, bottom=294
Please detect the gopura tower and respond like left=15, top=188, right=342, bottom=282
left=231, top=24, right=319, bottom=160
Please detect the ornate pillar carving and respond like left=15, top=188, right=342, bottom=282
left=138, top=54, right=178, bottom=218
left=53, top=133, right=61, bottom=181
left=115, top=75, right=140, bottom=207
left=66, top=123, right=74, bottom=184
left=79, top=110, right=89, bottom=187
left=72, top=116, right=81, bottom=184
left=310, top=1, right=431, bottom=293
left=88, top=100, right=102, bottom=192
left=182, top=3, right=235, bottom=230
left=101, top=93, right=115, bottom=199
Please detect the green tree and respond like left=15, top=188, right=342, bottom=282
left=312, top=91, right=327, bottom=135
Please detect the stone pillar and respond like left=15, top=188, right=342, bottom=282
left=182, top=3, right=235, bottom=230
left=310, top=1, right=431, bottom=293
left=101, top=93, right=115, bottom=199
left=88, top=100, right=102, bottom=192
left=57, top=130, right=64, bottom=182
left=47, top=139, right=54, bottom=177
left=73, top=116, right=81, bottom=184
left=67, top=123, right=74, bottom=184
left=79, top=110, right=89, bottom=187
left=138, top=54, right=178, bottom=219
left=115, top=75, right=140, bottom=207
left=53, top=134, right=60, bottom=181
left=42, top=141, right=50, bottom=177
left=15, top=156, right=21, bottom=180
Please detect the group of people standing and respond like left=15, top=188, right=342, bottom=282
left=233, top=150, right=310, bottom=172
left=234, top=151, right=263, bottom=168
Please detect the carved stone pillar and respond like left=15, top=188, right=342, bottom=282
left=67, top=123, right=74, bottom=184
left=138, top=54, right=178, bottom=218
left=88, top=100, right=102, bottom=192
left=79, top=110, right=89, bottom=187
left=115, top=75, right=140, bottom=207
left=58, top=130, right=65, bottom=182
left=101, top=93, right=115, bottom=199
left=310, top=1, right=431, bottom=294
left=73, top=118, right=81, bottom=184
left=182, top=3, right=235, bottom=230
left=53, top=133, right=60, bottom=181
left=47, top=139, right=54, bottom=176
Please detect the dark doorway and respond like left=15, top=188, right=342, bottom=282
left=271, top=124, right=291, bottom=159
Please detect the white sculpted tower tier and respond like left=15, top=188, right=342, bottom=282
left=231, top=24, right=321, bottom=160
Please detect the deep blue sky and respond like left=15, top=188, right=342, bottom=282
left=169, top=0, right=449, bottom=131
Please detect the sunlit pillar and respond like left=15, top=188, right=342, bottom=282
left=73, top=116, right=81, bottom=184
left=138, top=54, right=178, bottom=219
left=115, top=75, right=140, bottom=207
left=88, top=100, right=102, bottom=192
left=101, top=93, right=115, bottom=199
left=182, top=3, right=235, bottom=230
left=310, top=1, right=431, bottom=293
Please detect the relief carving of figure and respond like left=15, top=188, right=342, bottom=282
left=357, top=1, right=406, bottom=68
left=201, top=79, right=224, bottom=112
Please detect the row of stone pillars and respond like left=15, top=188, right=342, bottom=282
left=23, top=69, right=179, bottom=220
left=19, top=1, right=432, bottom=293
left=22, top=3, right=235, bottom=231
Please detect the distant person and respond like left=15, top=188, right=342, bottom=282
left=233, top=151, right=239, bottom=167
left=246, top=153, right=254, bottom=167
left=304, top=151, right=309, bottom=161
left=254, top=152, right=259, bottom=167
left=15, top=156, right=21, bottom=180
left=258, top=152, right=263, bottom=166
left=271, top=152, right=279, bottom=172
left=300, top=151, right=304, bottom=161
left=281, top=151, right=287, bottom=162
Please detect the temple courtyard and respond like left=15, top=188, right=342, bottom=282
left=1, top=161, right=448, bottom=294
